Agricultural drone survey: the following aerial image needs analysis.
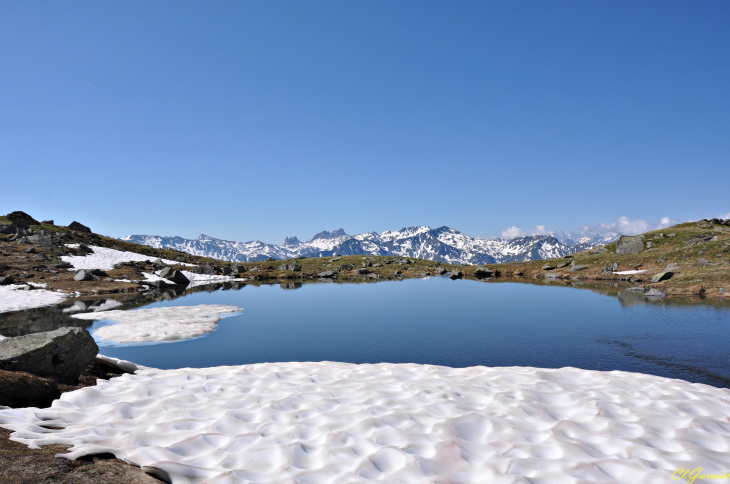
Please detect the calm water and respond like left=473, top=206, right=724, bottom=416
left=4, top=277, right=730, bottom=387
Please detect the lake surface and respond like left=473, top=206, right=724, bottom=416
left=3, top=277, right=730, bottom=387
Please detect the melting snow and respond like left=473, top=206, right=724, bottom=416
left=71, top=304, right=242, bottom=343
left=613, top=270, right=647, bottom=275
left=0, top=285, right=69, bottom=314
left=1, top=362, right=729, bottom=484
left=61, top=245, right=193, bottom=271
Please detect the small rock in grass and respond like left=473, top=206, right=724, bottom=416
left=318, top=271, right=335, bottom=278
left=393, top=270, right=403, bottom=277
left=651, top=272, right=673, bottom=283
left=74, top=270, right=100, bottom=282
left=556, top=262, right=570, bottom=269
left=542, top=263, right=555, bottom=270
left=449, top=271, right=463, bottom=279
left=569, top=265, right=587, bottom=272
left=353, top=268, right=369, bottom=275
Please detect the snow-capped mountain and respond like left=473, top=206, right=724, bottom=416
left=121, top=226, right=618, bottom=265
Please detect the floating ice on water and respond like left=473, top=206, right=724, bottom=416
left=71, top=304, right=242, bottom=343
left=0, top=284, right=69, bottom=314
left=1, top=362, right=729, bottom=484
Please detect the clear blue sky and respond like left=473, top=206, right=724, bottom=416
left=2, top=1, right=728, bottom=243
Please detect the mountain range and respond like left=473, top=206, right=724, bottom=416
left=121, top=226, right=620, bottom=265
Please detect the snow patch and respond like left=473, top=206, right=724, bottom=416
left=0, top=285, right=69, bottom=314
left=613, top=270, right=647, bottom=275
left=1, top=362, right=729, bottom=484
left=61, top=245, right=193, bottom=271
left=71, top=304, right=242, bottom=343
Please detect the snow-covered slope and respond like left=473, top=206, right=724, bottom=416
left=121, top=226, right=619, bottom=265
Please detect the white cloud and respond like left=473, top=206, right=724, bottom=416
left=529, top=225, right=548, bottom=236
left=718, top=213, right=730, bottom=220
left=501, top=226, right=526, bottom=238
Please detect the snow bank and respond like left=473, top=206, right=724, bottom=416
left=61, top=245, right=193, bottom=271
left=0, top=285, right=69, bottom=314
left=179, top=271, right=243, bottom=288
left=2, top=362, right=729, bottom=484
left=71, top=305, right=242, bottom=343
left=95, top=354, right=148, bottom=373
left=613, top=270, right=647, bottom=275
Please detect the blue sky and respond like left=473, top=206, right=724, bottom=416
left=2, top=1, right=728, bottom=244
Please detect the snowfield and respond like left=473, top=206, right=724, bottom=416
left=1, top=362, right=729, bottom=484
left=0, top=284, right=69, bottom=313
left=71, top=304, right=242, bottom=343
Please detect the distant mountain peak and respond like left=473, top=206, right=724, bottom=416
left=308, top=229, right=347, bottom=242
left=284, top=236, right=301, bottom=246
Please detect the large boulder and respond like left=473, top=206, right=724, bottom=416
left=0, top=368, right=60, bottom=408
left=6, top=211, right=39, bottom=228
left=158, top=267, right=190, bottom=284
left=616, top=235, right=644, bottom=254
left=318, top=271, right=335, bottom=278
left=0, top=328, right=98, bottom=383
left=68, top=221, right=92, bottom=233
left=475, top=267, right=496, bottom=278
left=569, top=265, right=587, bottom=272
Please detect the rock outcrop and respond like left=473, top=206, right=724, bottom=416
left=0, top=328, right=98, bottom=383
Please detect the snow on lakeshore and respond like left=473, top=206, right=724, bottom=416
left=71, top=304, right=242, bottom=343
left=0, top=284, right=69, bottom=314
left=613, top=270, right=647, bottom=275
left=61, top=245, right=192, bottom=271
left=2, top=363, right=730, bottom=484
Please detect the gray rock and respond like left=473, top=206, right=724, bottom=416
left=475, top=267, right=496, bottom=278
left=68, top=221, right=91, bottom=233
left=698, top=258, right=709, bottom=264
left=651, top=272, right=673, bottom=283
left=329, top=257, right=342, bottom=262
left=668, top=233, right=676, bottom=237
left=393, top=270, right=403, bottom=277
left=192, top=264, right=218, bottom=275
left=0, top=327, right=98, bottom=383
left=546, top=273, right=563, bottom=280
left=353, top=268, right=369, bottom=275
left=663, top=263, right=680, bottom=273
left=159, top=267, right=190, bottom=284
left=591, top=246, right=608, bottom=254
left=644, top=288, right=667, bottom=298
left=626, top=287, right=646, bottom=292
left=175, top=256, right=186, bottom=262
left=616, top=236, right=644, bottom=254
left=7, top=211, right=39, bottom=228
left=542, top=263, right=555, bottom=270
left=221, top=266, right=233, bottom=275
left=0, top=262, right=9, bottom=272
left=612, top=262, right=619, bottom=272
left=656, top=258, right=667, bottom=263
left=556, top=262, right=570, bottom=269
left=232, top=265, right=247, bottom=274
left=318, top=271, right=335, bottom=278
left=367, top=273, right=379, bottom=279
left=569, top=265, right=587, bottom=272
left=0, top=275, right=14, bottom=285
left=449, top=271, right=463, bottom=279
left=74, top=270, right=100, bottom=282
left=277, top=263, right=302, bottom=272
left=435, top=268, right=447, bottom=275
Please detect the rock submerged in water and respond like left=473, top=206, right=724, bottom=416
left=616, top=235, right=644, bottom=254
left=0, top=328, right=98, bottom=384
